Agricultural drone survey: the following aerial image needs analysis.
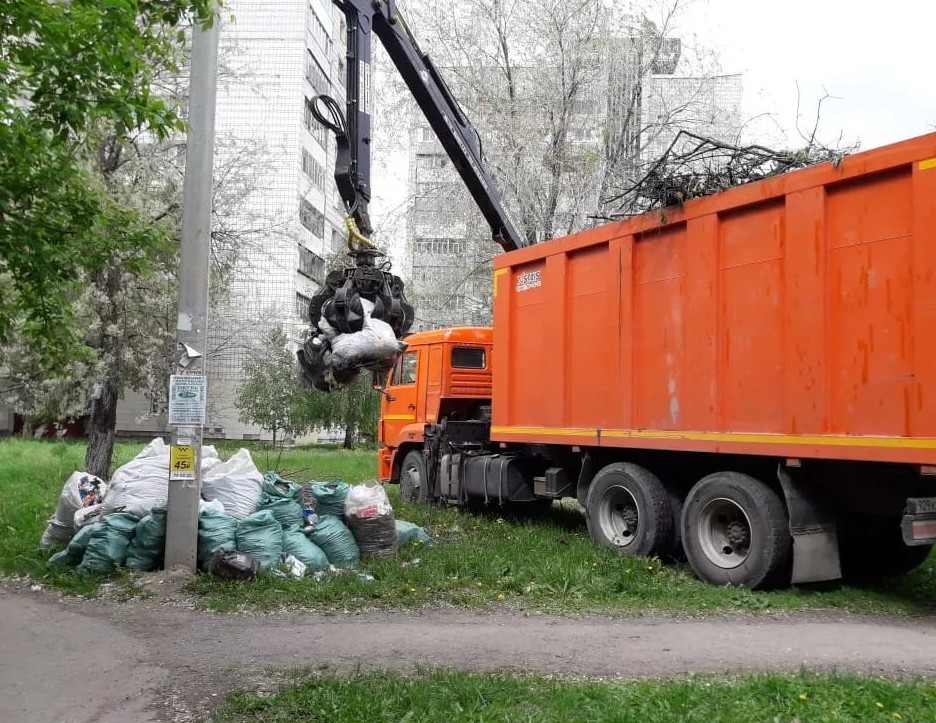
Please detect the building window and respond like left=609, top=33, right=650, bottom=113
left=414, top=238, right=464, bottom=255
left=295, top=291, right=313, bottom=319
left=299, top=198, right=325, bottom=237
left=308, top=8, right=331, bottom=60
left=303, top=98, right=329, bottom=147
left=331, top=227, right=344, bottom=252
left=416, top=153, right=448, bottom=171
left=305, top=50, right=330, bottom=96
left=298, top=245, right=326, bottom=282
left=301, top=148, right=326, bottom=189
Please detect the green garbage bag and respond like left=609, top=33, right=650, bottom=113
left=198, top=508, right=238, bottom=571
left=47, top=524, right=96, bottom=568
left=282, top=527, right=329, bottom=570
left=307, top=514, right=359, bottom=568
left=396, top=520, right=435, bottom=547
left=125, top=507, right=167, bottom=571
left=77, top=513, right=140, bottom=575
left=235, top=509, right=283, bottom=569
left=261, top=497, right=304, bottom=530
left=259, top=473, right=301, bottom=505
left=309, top=480, right=350, bottom=518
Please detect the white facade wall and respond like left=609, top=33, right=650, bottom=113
left=115, top=0, right=347, bottom=441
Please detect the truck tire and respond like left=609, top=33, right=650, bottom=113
left=681, top=472, right=791, bottom=589
left=585, top=463, right=676, bottom=559
left=838, top=513, right=933, bottom=582
left=399, top=450, right=427, bottom=503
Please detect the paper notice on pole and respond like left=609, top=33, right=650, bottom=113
left=168, top=373, right=207, bottom=426
left=169, top=445, right=196, bottom=481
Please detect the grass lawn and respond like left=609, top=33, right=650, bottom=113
left=2, top=438, right=936, bottom=615
left=214, top=669, right=936, bottom=722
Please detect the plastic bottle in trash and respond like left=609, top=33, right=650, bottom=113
left=300, top=482, right=318, bottom=531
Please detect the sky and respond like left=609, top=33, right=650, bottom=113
left=371, top=0, right=936, bottom=253
left=676, top=0, right=936, bottom=149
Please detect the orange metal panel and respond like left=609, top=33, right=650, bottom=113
left=491, top=132, right=936, bottom=465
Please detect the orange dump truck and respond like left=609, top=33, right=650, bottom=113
left=379, top=133, right=936, bottom=588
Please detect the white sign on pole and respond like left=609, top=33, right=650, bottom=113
left=168, top=373, right=207, bottom=426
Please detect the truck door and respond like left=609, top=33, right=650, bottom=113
left=382, top=347, right=421, bottom=445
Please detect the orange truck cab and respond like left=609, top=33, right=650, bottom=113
left=378, top=327, right=493, bottom=483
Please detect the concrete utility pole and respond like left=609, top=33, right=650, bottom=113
left=165, top=13, right=220, bottom=572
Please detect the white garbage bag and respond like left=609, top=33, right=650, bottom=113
left=201, top=448, right=263, bottom=519
left=40, top=471, right=105, bottom=548
left=329, top=298, right=405, bottom=371
left=100, top=440, right=171, bottom=519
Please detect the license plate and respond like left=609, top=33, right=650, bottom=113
left=905, top=497, right=936, bottom=515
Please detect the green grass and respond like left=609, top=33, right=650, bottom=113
left=3, top=438, right=936, bottom=616
left=214, top=669, right=936, bottom=722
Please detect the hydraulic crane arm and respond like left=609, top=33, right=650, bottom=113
left=298, top=0, right=525, bottom=393
left=320, top=0, right=526, bottom=253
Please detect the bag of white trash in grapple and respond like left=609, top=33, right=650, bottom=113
left=76, top=513, right=140, bottom=575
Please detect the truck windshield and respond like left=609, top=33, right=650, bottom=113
left=452, top=347, right=486, bottom=369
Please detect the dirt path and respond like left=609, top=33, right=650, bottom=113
left=3, top=583, right=936, bottom=723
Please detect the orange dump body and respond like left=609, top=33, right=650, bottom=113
left=491, top=133, right=936, bottom=465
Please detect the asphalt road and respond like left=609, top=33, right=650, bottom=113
left=3, top=583, right=936, bottom=722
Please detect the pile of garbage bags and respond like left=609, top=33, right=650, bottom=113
left=41, top=438, right=432, bottom=579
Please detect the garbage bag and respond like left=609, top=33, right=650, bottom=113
left=210, top=550, right=259, bottom=580
left=345, top=480, right=393, bottom=520
left=260, top=473, right=301, bottom=504
left=259, top=472, right=303, bottom=528
left=235, top=510, right=283, bottom=569
left=125, top=507, right=167, bottom=571
left=307, top=514, right=359, bottom=568
left=47, top=524, right=97, bottom=567
left=100, top=438, right=171, bottom=519
left=395, top=520, right=435, bottom=547
left=328, top=298, right=406, bottom=373
left=198, top=508, right=238, bottom=571
left=310, top=480, right=350, bottom=518
left=261, top=498, right=304, bottom=530
left=282, top=528, right=329, bottom=570
left=202, top=448, right=263, bottom=519
left=41, top=472, right=106, bottom=548
left=76, top=513, right=140, bottom=575
left=348, top=514, right=398, bottom=559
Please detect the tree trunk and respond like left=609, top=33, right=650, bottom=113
left=343, top=425, right=354, bottom=449
left=85, top=377, right=118, bottom=479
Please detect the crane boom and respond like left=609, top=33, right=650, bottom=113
left=326, top=0, right=525, bottom=252
left=298, top=0, right=525, bottom=393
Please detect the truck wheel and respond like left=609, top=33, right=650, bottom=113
left=400, top=450, right=427, bottom=503
left=585, top=463, right=676, bottom=558
left=838, top=513, right=933, bottom=582
left=682, top=472, right=791, bottom=589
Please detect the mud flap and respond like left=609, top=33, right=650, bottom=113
left=778, top=466, right=842, bottom=584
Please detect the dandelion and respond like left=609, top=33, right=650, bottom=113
left=798, top=694, right=808, bottom=701
left=409, top=587, right=417, bottom=592
left=893, top=713, right=903, bottom=721
left=497, top=593, right=506, bottom=601
left=877, top=702, right=885, bottom=709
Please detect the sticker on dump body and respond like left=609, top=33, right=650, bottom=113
left=515, top=269, right=542, bottom=292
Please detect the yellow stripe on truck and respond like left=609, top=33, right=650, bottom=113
left=489, top=426, right=936, bottom=450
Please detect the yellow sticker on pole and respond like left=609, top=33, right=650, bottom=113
left=169, top=445, right=196, bottom=481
